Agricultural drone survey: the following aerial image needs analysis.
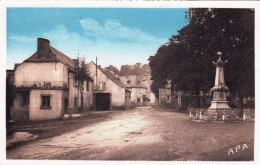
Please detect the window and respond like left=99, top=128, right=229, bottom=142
left=99, top=82, right=103, bottom=90
left=137, top=81, right=141, bottom=84
left=86, top=80, right=89, bottom=91
left=103, top=82, right=106, bottom=90
left=99, top=82, right=106, bottom=91
left=41, top=95, right=51, bottom=109
left=140, top=88, right=143, bottom=94
left=127, top=80, right=131, bottom=84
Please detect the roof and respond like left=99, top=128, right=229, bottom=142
left=119, top=75, right=136, bottom=88
left=90, top=61, right=130, bottom=91
left=24, top=46, right=76, bottom=70
left=14, top=63, right=21, bottom=70
left=50, top=46, right=76, bottom=70
left=120, top=74, right=151, bottom=88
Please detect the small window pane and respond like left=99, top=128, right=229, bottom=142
left=41, top=95, right=51, bottom=108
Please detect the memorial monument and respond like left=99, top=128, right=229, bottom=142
left=207, top=52, right=231, bottom=119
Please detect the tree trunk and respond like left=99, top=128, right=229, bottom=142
left=238, top=93, right=244, bottom=117
left=196, top=90, right=200, bottom=108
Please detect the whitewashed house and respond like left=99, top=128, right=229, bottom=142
left=120, top=74, right=156, bottom=107
left=12, top=38, right=93, bottom=122
left=87, top=61, right=131, bottom=110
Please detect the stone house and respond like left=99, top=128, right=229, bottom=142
left=12, top=38, right=93, bottom=122
left=87, top=62, right=131, bottom=110
left=120, top=74, right=156, bottom=107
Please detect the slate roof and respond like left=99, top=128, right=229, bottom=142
left=24, top=46, right=76, bottom=71
left=50, top=47, right=76, bottom=70
left=120, top=74, right=150, bottom=88
left=120, top=75, right=136, bottom=88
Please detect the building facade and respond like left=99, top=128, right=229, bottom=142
left=12, top=38, right=93, bottom=122
left=88, top=62, right=131, bottom=110
left=120, top=74, right=157, bottom=107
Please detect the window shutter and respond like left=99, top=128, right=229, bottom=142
left=103, top=82, right=106, bottom=90
left=99, top=82, right=102, bottom=90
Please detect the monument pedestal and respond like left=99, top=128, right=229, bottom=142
left=205, top=52, right=231, bottom=121
left=206, top=101, right=231, bottom=120
left=208, top=100, right=230, bottom=110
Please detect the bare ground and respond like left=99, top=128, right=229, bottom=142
left=6, top=107, right=254, bottom=160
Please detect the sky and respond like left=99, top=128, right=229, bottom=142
left=7, top=8, right=188, bottom=69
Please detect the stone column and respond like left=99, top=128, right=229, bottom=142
left=207, top=52, right=230, bottom=119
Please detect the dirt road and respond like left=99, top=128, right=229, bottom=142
left=7, top=107, right=254, bottom=160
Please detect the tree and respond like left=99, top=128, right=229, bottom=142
left=149, top=8, right=254, bottom=109
left=132, top=63, right=144, bottom=75
left=76, top=57, right=91, bottom=83
left=119, top=65, right=132, bottom=76
left=75, top=56, right=91, bottom=112
left=149, top=45, right=170, bottom=98
left=105, top=65, right=119, bottom=75
left=142, top=64, right=150, bottom=73
left=118, top=63, right=149, bottom=76
left=187, top=9, right=255, bottom=109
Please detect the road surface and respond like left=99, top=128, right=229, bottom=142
left=7, top=107, right=254, bottom=160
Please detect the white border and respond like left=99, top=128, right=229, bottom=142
left=0, top=1, right=259, bottom=165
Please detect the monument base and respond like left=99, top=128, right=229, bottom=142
left=208, top=100, right=231, bottom=110
left=205, top=100, right=231, bottom=120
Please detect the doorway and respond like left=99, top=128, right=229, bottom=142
left=64, top=98, right=68, bottom=114
left=95, top=93, right=110, bottom=110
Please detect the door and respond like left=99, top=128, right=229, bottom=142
left=96, top=93, right=110, bottom=110
left=64, top=98, right=68, bottom=114
left=16, top=91, right=30, bottom=122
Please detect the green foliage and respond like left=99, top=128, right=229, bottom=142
left=149, top=8, right=254, bottom=107
left=118, top=63, right=149, bottom=76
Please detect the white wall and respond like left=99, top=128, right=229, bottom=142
left=15, top=62, right=67, bottom=86
left=149, top=92, right=157, bottom=105
left=131, top=87, right=146, bottom=103
left=82, top=80, right=93, bottom=109
left=29, top=89, right=64, bottom=121
left=88, top=62, right=126, bottom=107
left=68, top=73, right=78, bottom=109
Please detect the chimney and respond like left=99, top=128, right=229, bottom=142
left=37, top=38, right=50, bottom=59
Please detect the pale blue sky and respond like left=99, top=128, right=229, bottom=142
left=7, top=8, right=188, bottom=69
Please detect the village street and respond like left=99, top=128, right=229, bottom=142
left=7, top=107, right=254, bottom=161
